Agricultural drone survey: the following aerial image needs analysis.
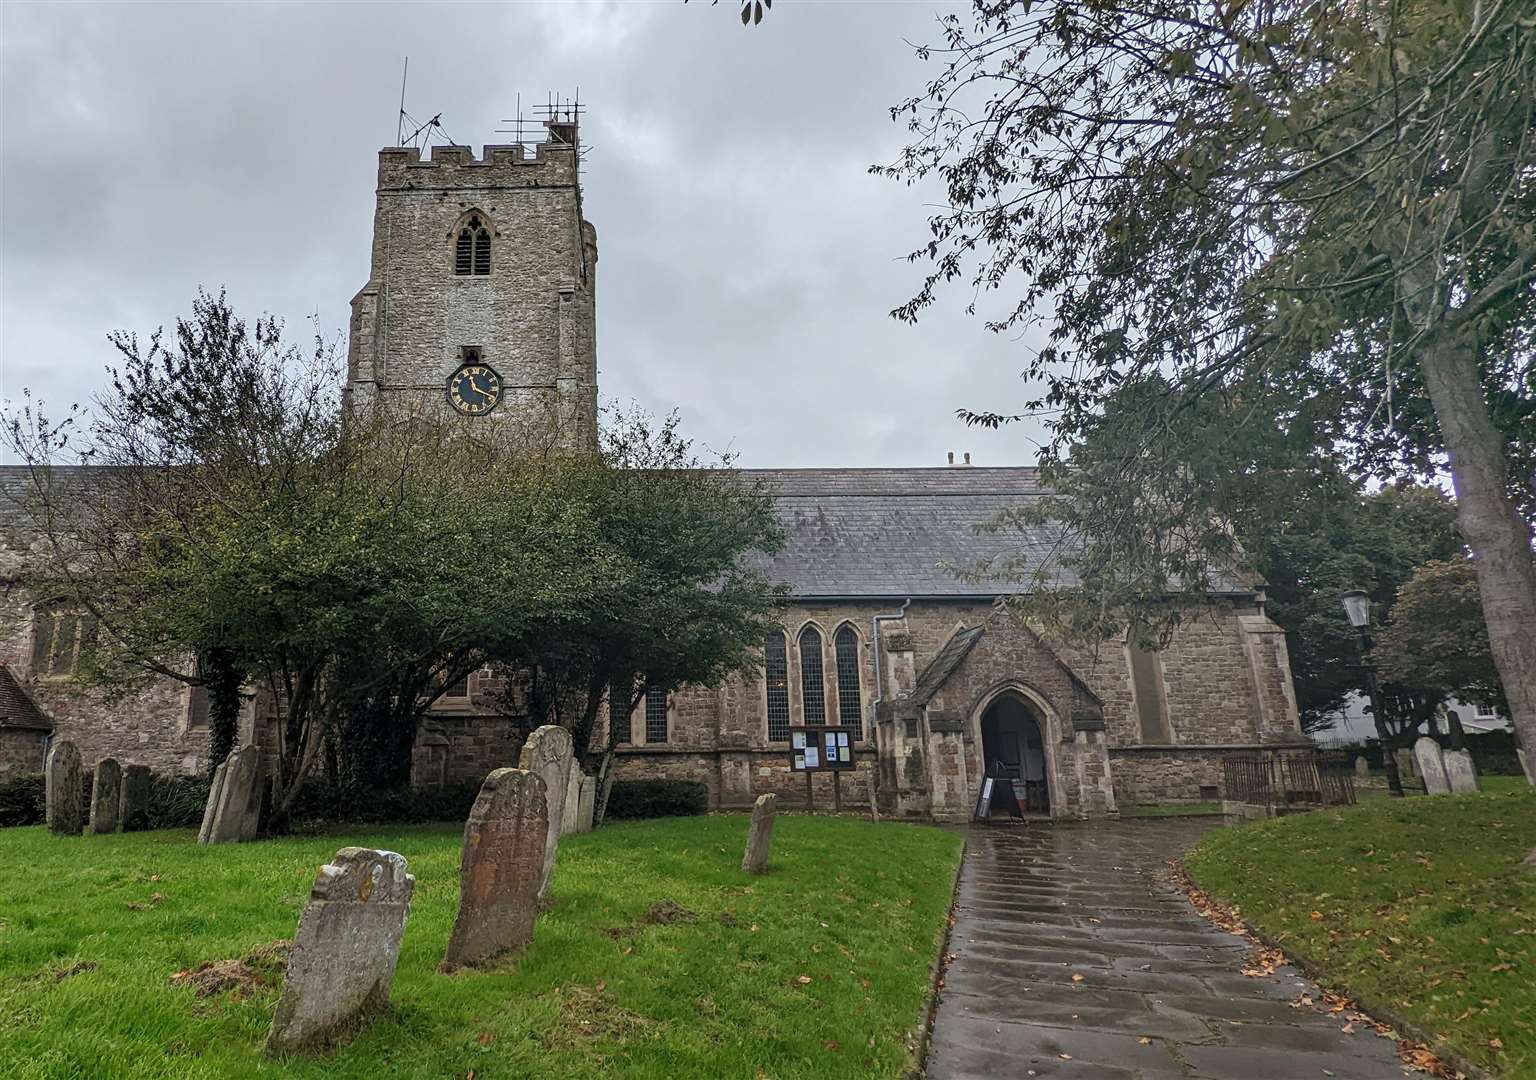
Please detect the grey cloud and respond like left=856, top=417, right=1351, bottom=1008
left=2, top=0, right=1050, bottom=468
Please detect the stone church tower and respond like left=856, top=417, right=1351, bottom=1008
left=344, top=119, right=598, bottom=449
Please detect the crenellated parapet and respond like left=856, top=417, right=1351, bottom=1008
left=377, top=142, right=578, bottom=191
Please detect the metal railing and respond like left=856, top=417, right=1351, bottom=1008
left=1223, top=749, right=1356, bottom=812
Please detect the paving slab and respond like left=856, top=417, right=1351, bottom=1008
left=928, top=820, right=1405, bottom=1080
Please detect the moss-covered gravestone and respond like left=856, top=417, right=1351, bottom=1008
left=119, top=765, right=152, bottom=831
left=266, top=848, right=415, bottom=1054
left=741, top=793, right=777, bottom=874
left=89, top=758, right=122, bottom=834
left=516, top=725, right=572, bottom=902
left=45, top=740, right=84, bottom=836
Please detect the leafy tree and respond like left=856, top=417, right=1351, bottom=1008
left=879, top=1, right=1536, bottom=773
left=1376, top=558, right=1506, bottom=714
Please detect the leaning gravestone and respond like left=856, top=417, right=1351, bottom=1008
left=90, top=758, right=123, bottom=834
left=1442, top=748, right=1479, bottom=794
left=266, top=847, right=415, bottom=1054
left=441, top=768, right=549, bottom=972
left=119, top=764, right=152, bottom=831
left=560, top=766, right=583, bottom=837
left=199, top=745, right=263, bottom=843
left=516, top=725, right=572, bottom=902
left=45, top=740, right=85, bottom=836
left=1394, top=747, right=1417, bottom=780
left=1415, top=737, right=1451, bottom=795
left=741, top=793, right=777, bottom=874
left=575, top=773, right=595, bottom=834
left=1354, top=756, right=1370, bottom=778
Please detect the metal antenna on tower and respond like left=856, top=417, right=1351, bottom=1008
left=396, top=57, right=409, bottom=146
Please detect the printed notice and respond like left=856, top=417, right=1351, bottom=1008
left=804, top=747, right=820, bottom=768
left=794, top=753, right=805, bottom=770
left=792, top=732, right=806, bottom=749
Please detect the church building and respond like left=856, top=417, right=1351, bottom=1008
left=0, top=116, right=1309, bottom=820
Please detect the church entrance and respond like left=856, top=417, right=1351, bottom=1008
left=980, top=694, right=1050, bottom=815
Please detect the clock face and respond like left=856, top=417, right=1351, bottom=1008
left=447, top=363, right=502, bottom=416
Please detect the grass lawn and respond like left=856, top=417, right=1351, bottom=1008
left=1185, top=784, right=1536, bottom=1078
left=0, top=814, right=963, bottom=1080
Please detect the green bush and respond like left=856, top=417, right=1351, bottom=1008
left=288, top=780, right=480, bottom=827
left=605, top=779, right=708, bottom=820
left=147, top=774, right=213, bottom=829
left=0, top=774, right=45, bottom=827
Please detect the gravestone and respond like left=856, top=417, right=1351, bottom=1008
left=441, top=768, right=549, bottom=972
left=1353, top=756, right=1370, bottom=778
left=516, top=725, right=572, bottom=902
left=90, top=758, right=123, bottom=834
left=740, top=793, right=777, bottom=874
left=867, top=775, right=880, bottom=824
left=1393, top=747, right=1417, bottom=781
left=560, top=766, right=583, bottom=837
left=198, top=745, right=263, bottom=843
left=1519, top=749, right=1531, bottom=786
left=575, top=774, right=595, bottom=834
left=266, top=847, right=415, bottom=1054
left=119, top=765, right=153, bottom=832
left=1442, top=748, right=1479, bottom=794
left=1414, top=737, right=1451, bottom=795
left=45, top=740, right=84, bottom=836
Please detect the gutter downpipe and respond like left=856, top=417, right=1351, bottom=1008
left=870, top=598, right=912, bottom=809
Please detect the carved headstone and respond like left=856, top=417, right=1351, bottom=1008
left=90, top=758, right=123, bottom=834
left=1414, top=737, right=1450, bottom=795
left=516, top=725, right=572, bottom=902
left=867, top=775, right=881, bottom=823
left=1393, top=747, right=1417, bottom=780
left=266, top=847, right=415, bottom=1054
left=1354, top=756, right=1370, bottom=778
left=1442, top=748, right=1479, bottom=794
left=441, top=768, right=549, bottom=972
left=45, top=740, right=84, bottom=836
left=741, top=793, right=777, bottom=874
left=119, top=764, right=152, bottom=831
left=199, top=745, right=263, bottom=843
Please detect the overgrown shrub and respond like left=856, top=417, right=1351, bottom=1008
left=147, top=774, right=213, bottom=829
left=0, top=774, right=45, bottom=827
left=605, top=779, right=708, bottom=820
left=287, top=780, right=480, bottom=827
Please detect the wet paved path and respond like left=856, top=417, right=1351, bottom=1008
left=928, top=820, right=1406, bottom=1080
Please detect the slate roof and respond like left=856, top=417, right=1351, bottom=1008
left=0, top=665, right=52, bottom=732
left=738, top=467, right=1072, bottom=599
left=911, top=624, right=986, bottom=706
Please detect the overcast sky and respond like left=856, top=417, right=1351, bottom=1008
left=2, top=0, right=1051, bottom=468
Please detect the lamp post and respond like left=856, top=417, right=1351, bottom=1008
left=1342, top=589, right=1404, bottom=797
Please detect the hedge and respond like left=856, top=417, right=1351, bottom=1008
left=0, top=774, right=45, bottom=827
left=605, top=779, right=708, bottom=820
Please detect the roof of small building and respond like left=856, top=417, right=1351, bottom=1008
left=911, top=624, right=987, bottom=706
left=0, top=664, right=52, bottom=732
left=737, top=467, right=1071, bottom=599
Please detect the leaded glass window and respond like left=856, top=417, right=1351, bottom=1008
left=798, top=625, right=826, bottom=724
left=765, top=631, right=790, bottom=742
left=645, top=685, right=668, bottom=743
left=834, top=625, right=862, bottom=737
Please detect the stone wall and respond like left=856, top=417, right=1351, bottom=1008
left=1108, top=749, right=1229, bottom=804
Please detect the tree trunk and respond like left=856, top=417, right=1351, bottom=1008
left=1415, top=331, right=1536, bottom=786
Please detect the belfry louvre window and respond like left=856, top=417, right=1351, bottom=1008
left=834, top=625, right=862, bottom=737
left=454, top=215, right=491, bottom=275
left=644, top=685, right=669, bottom=743
left=798, top=626, right=827, bottom=724
left=609, top=680, right=632, bottom=744
left=765, top=631, right=790, bottom=743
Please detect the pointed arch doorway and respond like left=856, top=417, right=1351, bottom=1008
left=980, top=693, right=1050, bottom=815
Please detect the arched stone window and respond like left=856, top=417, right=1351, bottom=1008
left=834, top=624, right=862, bottom=736
left=765, top=630, right=790, bottom=743
left=453, top=213, right=492, bottom=275
left=798, top=625, right=826, bottom=724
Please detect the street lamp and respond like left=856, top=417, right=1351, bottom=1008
left=1341, top=589, right=1404, bottom=797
